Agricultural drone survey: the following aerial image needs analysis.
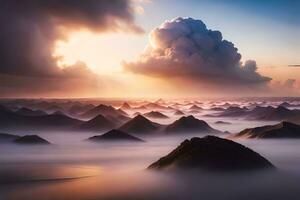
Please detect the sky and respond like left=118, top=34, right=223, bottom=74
left=0, top=0, right=299, bottom=98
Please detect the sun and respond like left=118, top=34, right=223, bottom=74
left=53, top=31, right=146, bottom=75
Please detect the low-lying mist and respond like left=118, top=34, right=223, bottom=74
left=1, top=132, right=300, bottom=200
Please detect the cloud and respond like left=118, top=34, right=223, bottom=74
left=124, top=17, right=271, bottom=90
left=0, top=0, right=142, bottom=97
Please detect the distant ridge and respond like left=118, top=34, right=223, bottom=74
left=118, top=115, right=162, bottom=134
left=232, top=121, right=300, bottom=139
left=165, top=115, right=221, bottom=134
left=14, top=135, right=50, bottom=145
left=88, top=129, right=144, bottom=142
left=144, top=111, right=169, bottom=119
left=80, top=104, right=127, bottom=119
left=77, top=114, right=116, bottom=131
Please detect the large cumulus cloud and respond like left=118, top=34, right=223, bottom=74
left=124, top=17, right=271, bottom=88
left=0, top=0, right=141, bottom=97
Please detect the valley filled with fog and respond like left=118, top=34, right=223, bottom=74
left=1, top=98, right=300, bottom=200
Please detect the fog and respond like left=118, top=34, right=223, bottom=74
left=1, top=130, right=300, bottom=200
left=1, top=98, right=300, bottom=200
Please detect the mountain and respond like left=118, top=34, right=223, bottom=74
left=233, top=121, right=300, bottom=139
left=45, top=105, right=62, bottom=113
left=217, top=106, right=248, bottom=117
left=14, top=135, right=50, bottom=145
left=165, top=115, right=221, bottom=134
left=87, top=129, right=144, bottom=142
left=120, top=102, right=132, bottom=110
left=174, top=110, right=185, bottom=115
left=144, top=111, right=169, bottom=119
left=118, top=115, right=162, bottom=134
left=189, top=105, right=203, bottom=110
left=144, top=103, right=167, bottom=110
left=80, top=104, right=127, bottom=119
left=279, top=102, right=292, bottom=108
left=15, top=107, right=47, bottom=116
left=0, top=106, right=82, bottom=130
left=77, top=114, right=116, bottom=131
left=246, top=106, right=300, bottom=121
left=148, top=136, right=275, bottom=171
left=215, top=121, right=231, bottom=125
left=106, top=114, right=131, bottom=125
left=210, top=107, right=225, bottom=111
left=68, top=103, right=95, bottom=115
left=0, top=133, right=20, bottom=143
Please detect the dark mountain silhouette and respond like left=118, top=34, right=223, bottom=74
left=77, top=114, right=116, bottom=131
left=118, top=115, right=162, bottom=134
left=14, top=135, right=50, bottom=145
left=165, top=115, right=221, bottom=134
left=0, top=106, right=82, bottom=130
left=279, top=102, right=292, bottom=108
left=88, top=129, right=144, bottom=142
left=15, top=107, right=47, bottom=116
left=189, top=105, right=203, bottom=110
left=210, top=107, right=225, bottom=111
left=148, top=136, right=275, bottom=171
left=106, top=114, right=131, bottom=125
left=120, top=102, right=132, bottom=110
left=246, top=106, right=300, bottom=121
left=233, top=121, right=300, bottom=139
left=174, top=110, right=185, bottom=115
left=0, top=133, right=20, bottom=143
left=215, top=121, right=232, bottom=125
left=144, top=111, right=169, bottom=119
left=80, top=104, right=127, bottom=119
left=215, top=105, right=300, bottom=121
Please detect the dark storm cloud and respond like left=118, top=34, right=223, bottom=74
left=124, top=17, right=271, bottom=87
left=0, top=0, right=141, bottom=96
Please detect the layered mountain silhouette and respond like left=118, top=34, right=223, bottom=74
left=165, top=116, right=221, bottom=134
left=214, top=105, right=300, bottom=122
left=174, top=110, right=185, bottom=115
left=246, top=106, right=300, bottom=121
left=144, top=111, right=169, bottom=119
left=77, top=114, right=116, bottom=131
left=120, top=102, right=132, bottom=110
left=118, top=115, right=162, bottom=134
left=87, top=129, right=144, bottom=142
left=189, top=105, right=203, bottom=110
left=68, top=103, right=95, bottom=116
left=148, top=136, right=275, bottom=171
left=14, top=135, right=50, bottom=145
left=0, top=105, right=82, bottom=130
left=80, top=104, right=127, bottom=119
left=15, top=107, right=47, bottom=116
left=233, top=121, right=300, bottom=139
